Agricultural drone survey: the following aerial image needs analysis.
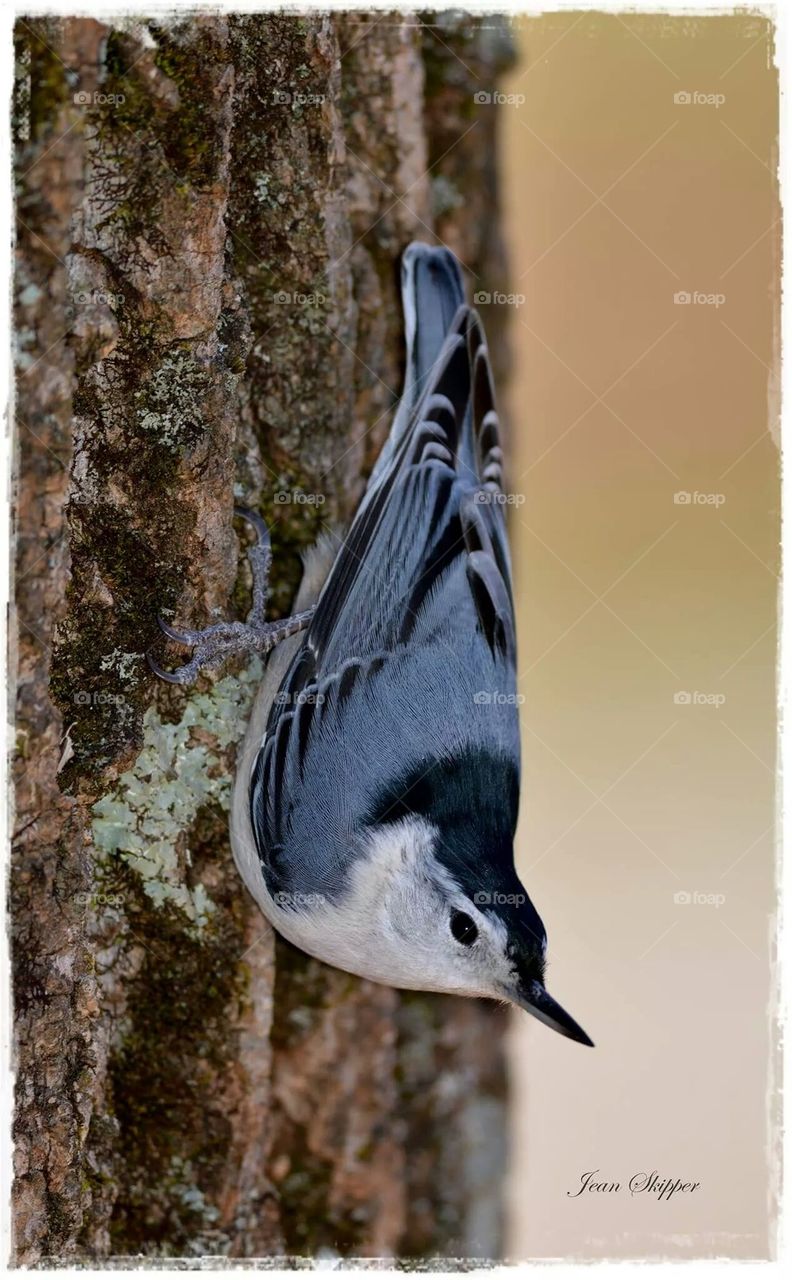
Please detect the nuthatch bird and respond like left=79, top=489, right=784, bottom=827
left=150, top=242, right=593, bottom=1047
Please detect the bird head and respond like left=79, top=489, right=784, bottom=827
left=349, top=804, right=593, bottom=1047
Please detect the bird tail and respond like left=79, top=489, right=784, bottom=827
left=401, top=242, right=466, bottom=403
left=365, top=242, right=468, bottom=494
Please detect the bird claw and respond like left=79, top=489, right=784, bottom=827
left=233, top=504, right=270, bottom=546
left=147, top=507, right=313, bottom=686
left=157, top=616, right=200, bottom=646
left=146, top=650, right=197, bottom=685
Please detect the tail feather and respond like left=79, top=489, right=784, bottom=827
left=366, top=242, right=468, bottom=494
left=402, top=242, right=466, bottom=400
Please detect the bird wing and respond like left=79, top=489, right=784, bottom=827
left=282, top=304, right=512, bottom=688
left=251, top=304, right=520, bottom=892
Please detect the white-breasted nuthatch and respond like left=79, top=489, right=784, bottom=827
left=150, top=242, right=593, bottom=1047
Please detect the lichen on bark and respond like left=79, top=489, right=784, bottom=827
left=12, top=9, right=516, bottom=1263
left=91, top=662, right=262, bottom=926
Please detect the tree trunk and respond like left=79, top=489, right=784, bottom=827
left=12, top=11, right=515, bottom=1262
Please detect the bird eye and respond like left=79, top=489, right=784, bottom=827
left=450, top=910, right=478, bottom=946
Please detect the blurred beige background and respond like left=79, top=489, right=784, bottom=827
left=498, top=11, right=779, bottom=1261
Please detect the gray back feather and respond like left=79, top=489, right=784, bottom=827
left=250, top=243, right=519, bottom=898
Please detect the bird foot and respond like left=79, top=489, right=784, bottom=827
left=147, top=506, right=315, bottom=685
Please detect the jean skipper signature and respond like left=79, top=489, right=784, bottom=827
left=567, top=1170, right=701, bottom=1202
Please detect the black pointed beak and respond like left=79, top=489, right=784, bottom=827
left=511, top=980, right=594, bottom=1046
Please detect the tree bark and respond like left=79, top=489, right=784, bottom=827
left=12, top=11, right=515, bottom=1262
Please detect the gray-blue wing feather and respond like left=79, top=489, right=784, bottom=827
left=251, top=295, right=519, bottom=896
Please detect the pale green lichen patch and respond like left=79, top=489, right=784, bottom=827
left=432, top=174, right=464, bottom=218
left=99, top=648, right=140, bottom=682
left=134, top=348, right=212, bottom=451
left=92, top=661, right=262, bottom=929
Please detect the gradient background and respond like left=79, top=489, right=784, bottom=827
left=497, top=11, right=779, bottom=1260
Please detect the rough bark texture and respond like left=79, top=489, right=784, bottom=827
left=12, top=11, right=515, bottom=1264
